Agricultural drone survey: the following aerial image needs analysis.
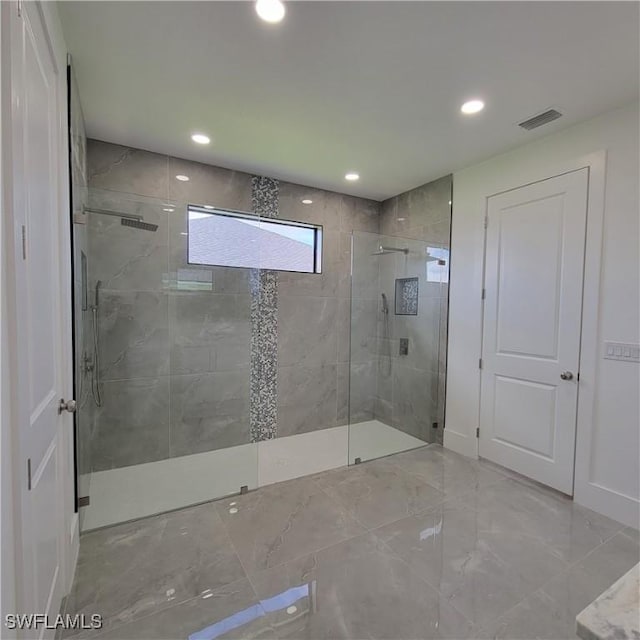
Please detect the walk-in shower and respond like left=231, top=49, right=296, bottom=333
left=69, top=61, right=452, bottom=530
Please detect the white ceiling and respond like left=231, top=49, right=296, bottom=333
left=58, top=1, right=639, bottom=201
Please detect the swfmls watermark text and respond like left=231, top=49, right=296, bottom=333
left=5, top=614, right=103, bottom=631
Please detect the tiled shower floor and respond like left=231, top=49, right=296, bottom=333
left=63, top=445, right=639, bottom=640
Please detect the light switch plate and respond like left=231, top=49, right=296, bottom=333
left=603, top=341, right=640, bottom=363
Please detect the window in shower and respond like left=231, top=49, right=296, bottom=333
left=187, top=206, right=323, bottom=273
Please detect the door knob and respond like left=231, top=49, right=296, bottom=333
left=59, top=398, right=77, bottom=414
left=560, top=371, right=574, bottom=381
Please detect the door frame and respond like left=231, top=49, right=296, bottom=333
left=476, top=151, right=606, bottom=498
left=1, top=0, right=78, bottom=626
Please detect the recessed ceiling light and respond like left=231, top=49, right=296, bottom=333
left=255, top=0, right=285, bottom=23
left=397, top=217, right=406, bottom=222
left=301, top=199, right=313, bottom=205
left=461, top=99, right=484, bottom=115
left=191, top=133, right=210, bottom=145
left=176, top=174, right=190, bottom=181
left=345, top=172, right=360, bottom=181
left=163, top=207, right=175, bottom=212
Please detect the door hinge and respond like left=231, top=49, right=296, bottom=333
left=577, top=372, right=580, bottom=382
left=21, top=225, right=26, bottom=260
left=476, top=427, right=480, bottom=438
left=481, top=288, right=486, bottom=300
left=78, top=496, right=90, bottom=507
left=479, top=358, right=483, bottom=369
left=27, top=458, right=31, bottom=490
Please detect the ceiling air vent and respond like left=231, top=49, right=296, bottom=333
left=518, top=109, right=562, bottom=131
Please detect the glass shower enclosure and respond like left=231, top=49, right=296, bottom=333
left=348, top=231, right=449, bottom=464
left=72, top=187, right=260, bottom=531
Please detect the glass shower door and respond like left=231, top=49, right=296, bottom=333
left=348, top=231, right=448, bottom=464
left=72, top=187, right=259, bottom=531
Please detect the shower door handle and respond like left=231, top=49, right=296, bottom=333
left=59, top=398, right=77, bottom=414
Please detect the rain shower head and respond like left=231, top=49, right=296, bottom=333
left=83, top=206, right=158, bottom=232
left=120, top=218, right=158, bottom=232
left=371, top=245, right=409, bottom=255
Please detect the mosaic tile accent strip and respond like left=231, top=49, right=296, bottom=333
left=395, top=277, right=419, bottom=315
left=250, top=176, right=279, bottom=442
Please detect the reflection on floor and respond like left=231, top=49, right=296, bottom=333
left=64, top=445, right=640, bottom=640
left=81, top=421, right=424, bottom=531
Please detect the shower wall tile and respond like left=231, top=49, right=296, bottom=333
left=277, top=229, right=340, bottom=298
left=337, top=363, right=350, bottom=426
left=337, top=298, right=351, bottom=364
left=92, top=377, right=170, bottom=471
left=379, top=174, right=452, bottom=241
left=340, top=194, right=379, bottom=233
left=349, top=361, right=376, bottom=423
left=98, top=290, right=170, bottom=381
left=170, top=372, right=250, bottom=457
left=168, top=292, right=251, bottom=375
left=87, top=197, right=168, bottom=292
left=87, top=140, right=169, bottom=200
left=279, top=182, right=339, bottom=228
left=277, top=364, right=338, bottom=437
left=278, top=295, right=338, bottom=367
left=167, top=156, right=252, bottom=211
left=337, top=232, right=355, bottom=299
left=349, top=298, right=378, bottom=364
left=391, top=365, right=435, bottom=441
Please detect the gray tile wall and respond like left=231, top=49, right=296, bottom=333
left=85, top=140, right=378, bottom=470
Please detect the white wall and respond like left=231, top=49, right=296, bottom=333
left=445, top=102, right=639, bottom=528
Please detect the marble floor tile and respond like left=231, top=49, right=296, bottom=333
left=64, top=503, right=245, bottom=636
left=314, top=456, right=445, bottom=529
left=456, top=477, right=625, bottom=563
left=477, top=588, right=578, bottom=640
left=88, top=578, right=267, bottom=640
left=386, top=445, right=508, bottom=496
left=215, top=476, right=366, bottom=572
left=66, top=445, right=639, bottom=640
left=247, top=532, right=476, bottom=640
left=373, top=501, right=569, bottom=628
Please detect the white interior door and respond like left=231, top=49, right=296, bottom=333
left=479, top=169, right=588, bottom=494
left=10, top=2, right=68, bottom=632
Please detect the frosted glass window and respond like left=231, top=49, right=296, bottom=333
left=187, top=206, right=322, bottom=273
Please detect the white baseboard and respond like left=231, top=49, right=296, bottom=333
left=443, top=427, right=477, bottom=459
left=574, top=480, right=640, bottom=529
